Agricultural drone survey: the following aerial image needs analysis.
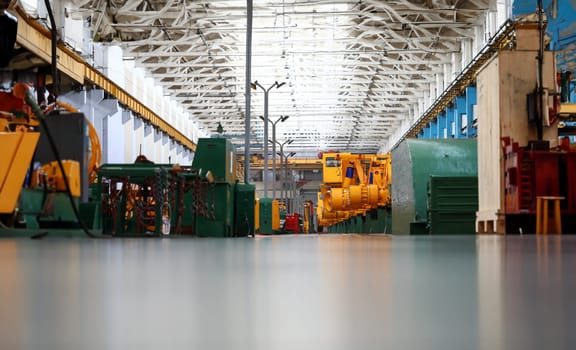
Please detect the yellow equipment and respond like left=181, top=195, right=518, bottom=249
left=30, top=160, right=81, bottom=197
left=371, top=154, right=392, bottom=207
left=271, top=199, right=281, bottom=231
left=254, top=197, right=260, bottom=232
left=317, top=152, right=392, bottom=229
left=44, top=101, right=102, bottom=184
left=0, top=131, right=40, bottom=213
left=0, top=83, right=101, bottom=215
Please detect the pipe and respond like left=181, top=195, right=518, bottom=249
left=244, top=0, right=253, bottom=183
left=263, top=89, right=269, bottom=195
left=536, top=0, right=544, bottom=140
left=44, top=0, right=58, bottom=99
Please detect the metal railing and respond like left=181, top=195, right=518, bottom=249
left=391, top=20, right=516, bottom=150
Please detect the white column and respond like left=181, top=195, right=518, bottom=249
left=474, top=25, right=485, bottom=56
left=451, top=52, right=462, bottom=79
left=122, top=111, right=133, bottom=162
left=436, top=73, right=444, bottom=97
left=428, top=83, right=435, bottom=105
left=443, top=63, right=452, bottom=90
left=106, top=110, right=124, bottom=163
left=133, top=117, right=143, bottom=160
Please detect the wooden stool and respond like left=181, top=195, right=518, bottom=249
left=536, top=196, right=564, bottom=234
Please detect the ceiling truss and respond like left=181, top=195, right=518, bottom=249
left=69, top=0, right=490, bottom=154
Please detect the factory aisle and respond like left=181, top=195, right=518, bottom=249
left=1, top=235, right=575, bottom=350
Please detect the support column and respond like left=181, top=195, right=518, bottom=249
left=454, top=95, right=467, bottom=139
left=430, top=120, right=438, bottom=139
left=451, top=52, right=462, bottom=79
left=162, top=135, right=169, bottom=163
left=123, top=111, right=134, bottom=162
left=423, top=127, right=431, bottom=139
left=447, top=106, right=455, bottom=138
left=436, top=73, right=444, bottom=99
left=133, top=116, right=143, bottom=159
left=474, top=25, right=485, bottom=55
left=437, top=112, right=447, bottom=139
left=466, top=86, right=478, bottom=138
left=443, top=63, right=452, bottom=90
left=153, top=128, right=162, bottom=163
left=106, top=109, right=124, bottom=163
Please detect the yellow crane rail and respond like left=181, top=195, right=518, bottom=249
left=12, top=6, right=196, bottom=151
left=244, top=158, right=323, bottom=171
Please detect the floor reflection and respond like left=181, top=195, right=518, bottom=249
left=476, top=235, right=576, bottom=350
left=0, top=235, right=575, bottom=349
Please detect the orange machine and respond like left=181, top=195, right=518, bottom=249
left=0, top=131, right=40, bottom=213
left=0, top=84, right=41, bottom=214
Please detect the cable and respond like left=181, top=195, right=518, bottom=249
left=24, top=92, right=101, bottom=238
left=18, top=0, right=103, bottom=238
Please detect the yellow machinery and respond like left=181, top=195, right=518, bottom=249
left=30, top=160, right=81, bottom=197
left=258, top=198, right=281, bottom=234
left=0, top=131, right=40, bottom=213
left=371, top=154, right=392, bottom=207
left=0, top=84, right=41, bottom=214
left=43, top=101, right=102, bottom=184
left=254, top=197, right=260, bottom=232
left=0, top=83, right=101, bottom=215
left=317, top=152, right=392, bottom=231
left=303, top=200, right=313, bottom=234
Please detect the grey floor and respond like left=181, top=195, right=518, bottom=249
left=1, top=234, right=575, bottom=350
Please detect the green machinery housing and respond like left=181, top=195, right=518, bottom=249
left=391, top=139, right=478, bottom=235
left=96, top=138, right=255, bottom=237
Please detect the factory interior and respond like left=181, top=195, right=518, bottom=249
left=1, top=0, right=576, bottom=348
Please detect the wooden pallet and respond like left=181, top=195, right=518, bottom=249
left=476, top=210, right=506, bottom=234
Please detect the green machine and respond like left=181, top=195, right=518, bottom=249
left=92, top=138, right=254, bottom=238
left=258, top=198, right=280, bottom=234
left=96, top=163, right=175, bottom=236
left=234, top=183, right=255, bottom=237
left=391, top=139, right=478, bottom=235
left=427, top=176, right=478, bottom=235
left=192, top=138, right=254, bottom=237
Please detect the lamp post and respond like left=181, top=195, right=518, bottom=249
left=285, top=151, right=296, bottom=212
left=273, top=139, right=293, bottom=204
left=263, top=115, right=289, bottom=198
left=251, top=81, right=285, bottom=197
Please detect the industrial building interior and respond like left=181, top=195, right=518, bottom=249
left=2, top=0, right=576, bottom=348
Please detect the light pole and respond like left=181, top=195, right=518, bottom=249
left=273, top=139, right=293, bottom=203
left=251, top=81, right=285, bottom=197
left=285, top=151, right=296, bottom=212
left=263, top=115, right=289, bottom=198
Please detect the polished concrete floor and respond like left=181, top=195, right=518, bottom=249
left=1, top=234, right=575, bottom=350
